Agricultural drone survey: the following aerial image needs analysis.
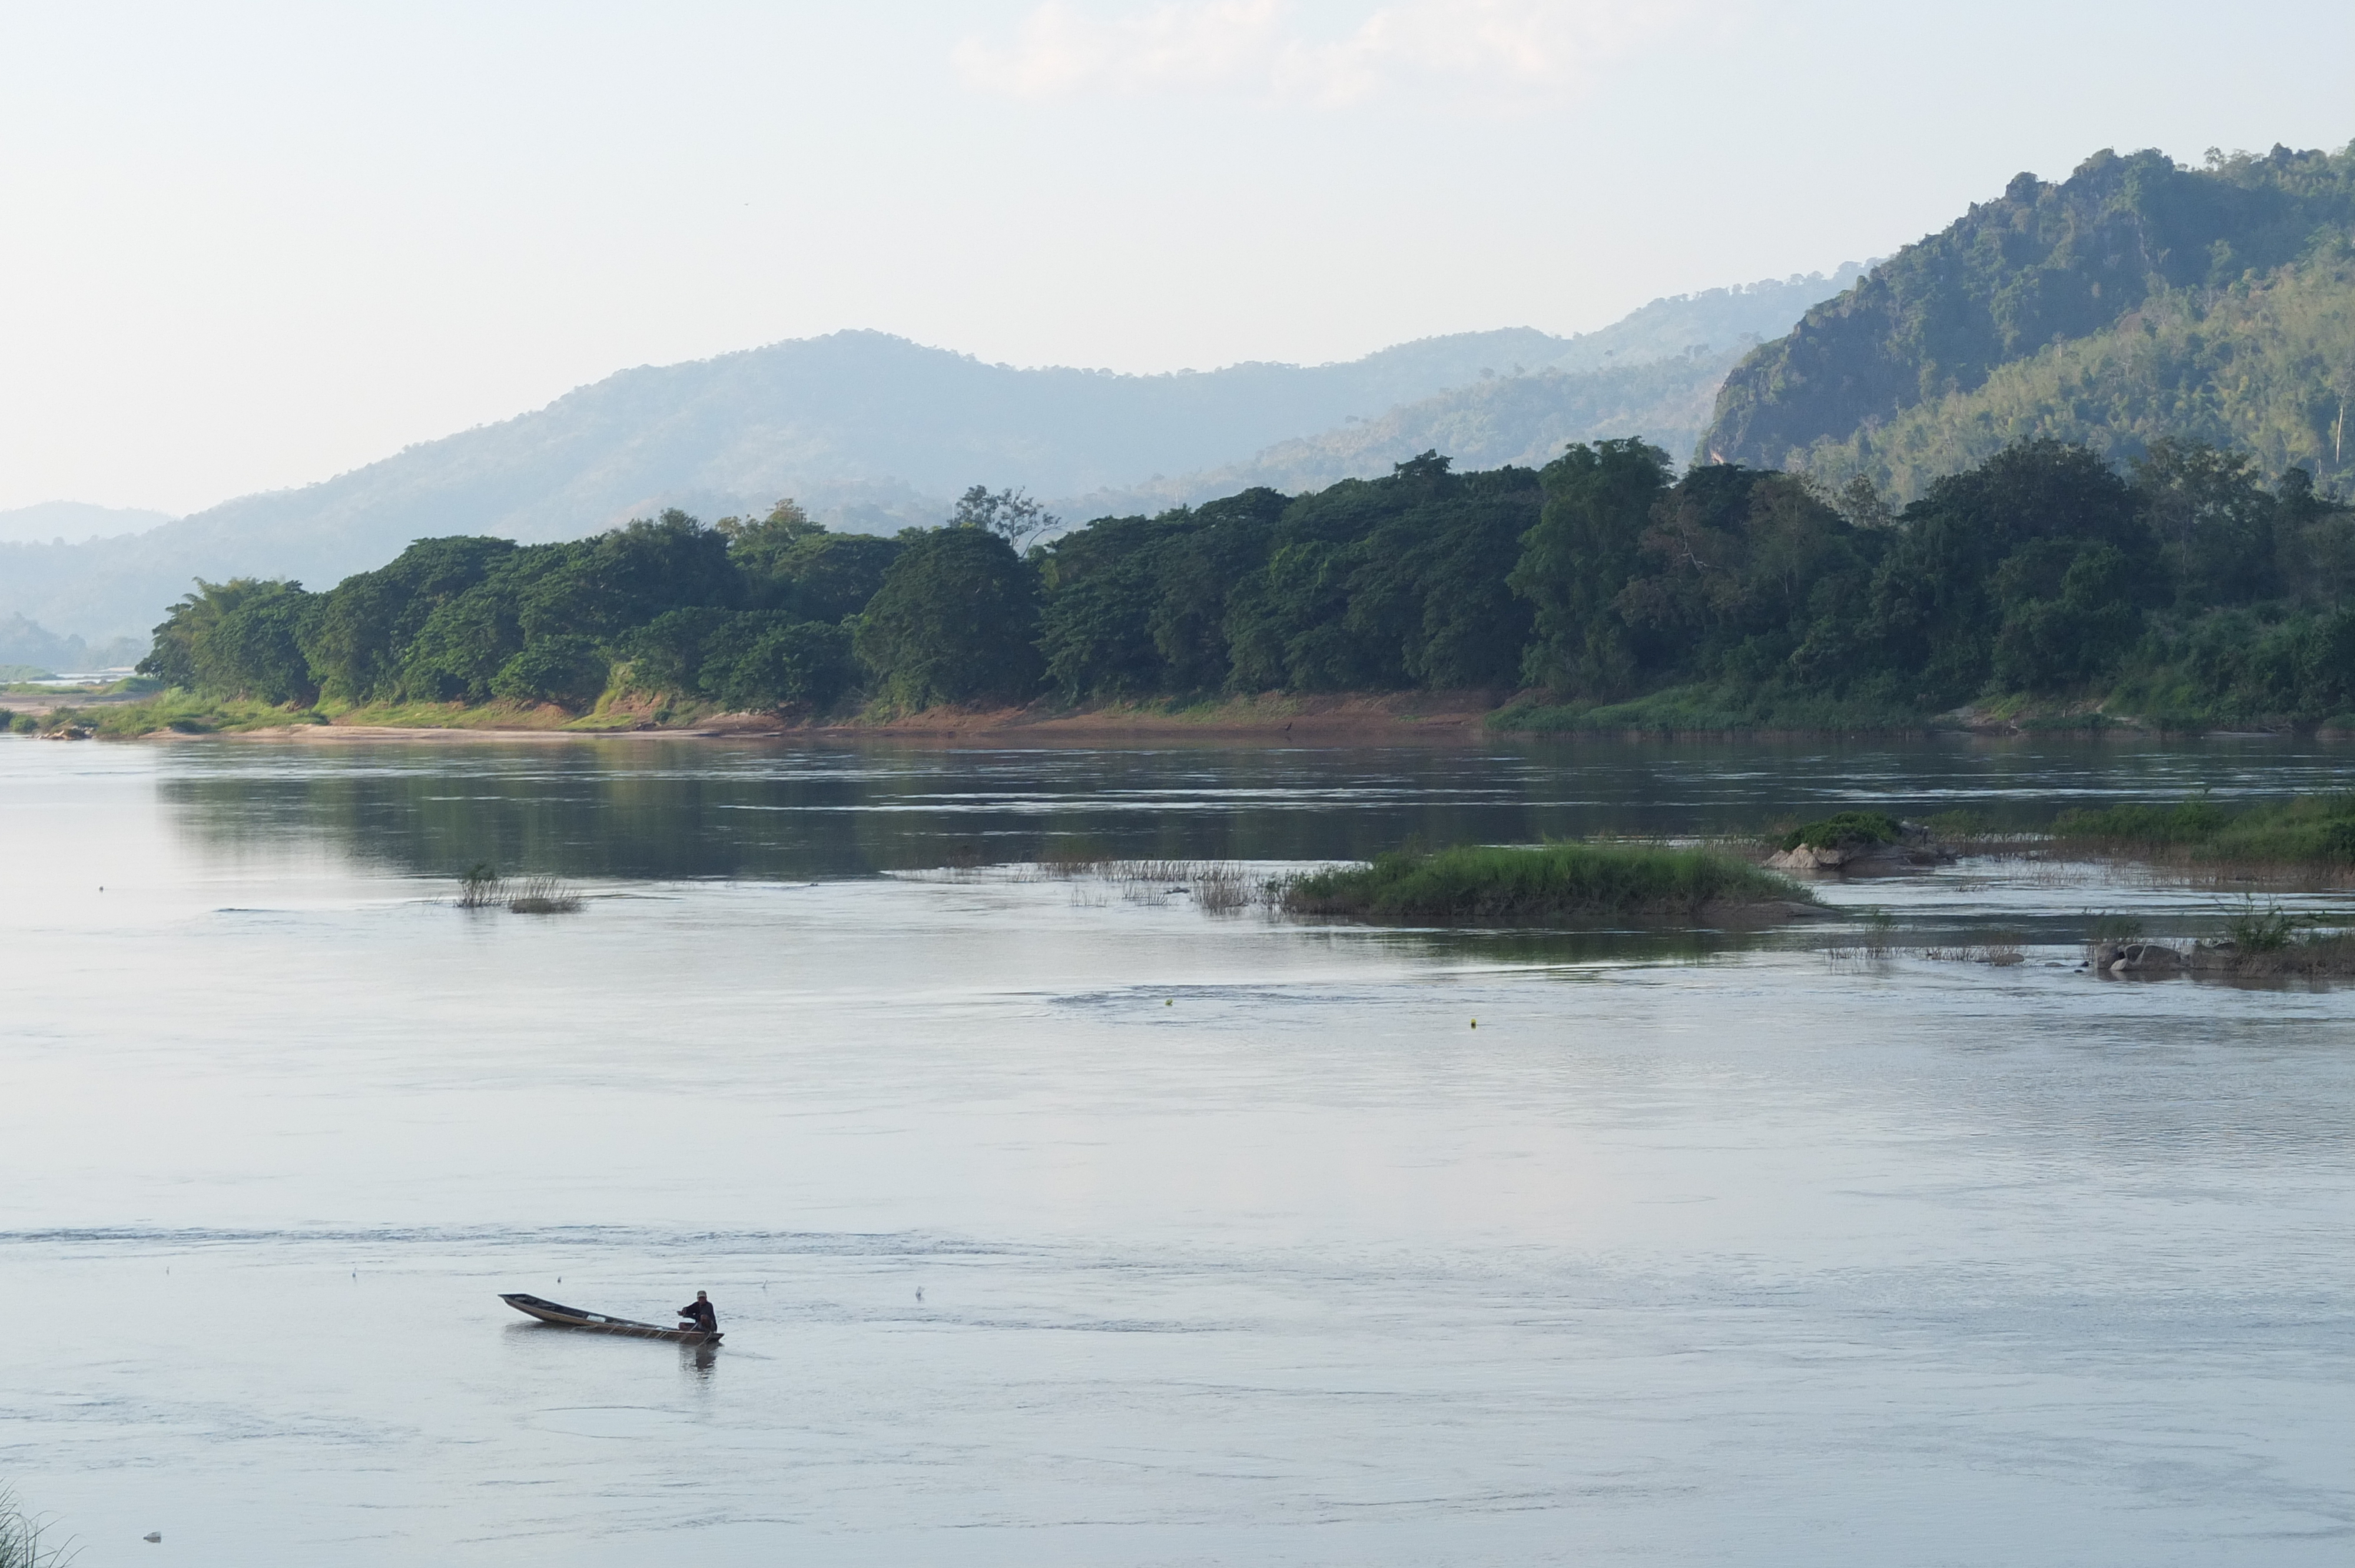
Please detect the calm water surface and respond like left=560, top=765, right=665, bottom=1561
left=1, top=734, right=2350, bottom=1566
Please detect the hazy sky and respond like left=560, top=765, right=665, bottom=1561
left=2, top=1, right=2350, bottom=516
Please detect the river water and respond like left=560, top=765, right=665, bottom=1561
left=1, top=734, right=2349, bottom=1566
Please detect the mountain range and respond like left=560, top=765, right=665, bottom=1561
left=0, top=501, right=174, bottom=547
left=0, top=270, right=1860, bottom=647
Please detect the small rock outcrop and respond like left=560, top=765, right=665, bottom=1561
left=2090, top=941, right=2187, bottom=975
left=1768, top=816, right=1953, bottom=875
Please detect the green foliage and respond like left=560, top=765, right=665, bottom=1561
left=37, top=689, right=317, bottom=737
left=1778, top=811, right=1902, bottom=852
left=1795, top=250, right=2355, bottom=502
left=715, top=498, right=827, bottom=580
left=2223, top=896, right=2306, bottom=951
left=1219, top=456, right=1539, bottom=693
left=300, top=535, right=518, bottom=703
left=698, top=616, right=855, bottom=710
left=2050, top=791, right=2355, bottom=863
left=126, top=503, right=893, bottom=723
left=1707, top=142, right=2355, bottom=480
left=1510, top=438, right=1674, bottom=691
left=948, top=485, right=1059, bottom=550
left=854, top=526, right=1043, bottom=708
left=1039, top=456, right=1539, bottom=702
left=140, top=577, right=318, bottom=703
left=457, top=863, right=504, bottom=909
left=2086, top=911, right=2147, bottom=943
left=1036, top=489, right=1285, bottom=697
left=724, top=500, right=904, bottom=620
left=1283, top=840, right=1813, bottom=922
left=0, top=1483, right=72, bottom=1568
left=490, top=634, right=608, bottom=709
left=120, top=431, right=2355, bottom=734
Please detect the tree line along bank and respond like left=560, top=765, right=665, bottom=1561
left=140, top=438, right=2355, bottom=729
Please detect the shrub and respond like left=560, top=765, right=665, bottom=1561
left=508, top=877, right=583, bottom=915
left=1778, top=810, right=1902, bottom=853
left=2224, top=898, right=2304, bottom=951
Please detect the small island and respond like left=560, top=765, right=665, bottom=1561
left=1279, top=841, right=1819, bottom=924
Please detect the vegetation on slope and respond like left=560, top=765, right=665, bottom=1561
left=1704, top=142, right=2355, bottom=489
left=1800, top=245, right=2355, bottom=498
left=1282, top=841, right=1813, bottom=923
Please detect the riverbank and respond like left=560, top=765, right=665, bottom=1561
left=11, top=688, right=1515, bottom=742
left=16, top=682, right=2355, bottom=743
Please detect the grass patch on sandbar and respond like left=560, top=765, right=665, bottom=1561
left=1281, top=841, right=1816, bottom=924
left=2048, top=793, right=2355, bottom=867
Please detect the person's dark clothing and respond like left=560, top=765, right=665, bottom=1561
left=678, top=1299, right=717, bottom=1333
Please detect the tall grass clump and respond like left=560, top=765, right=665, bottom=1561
left=1281, top=841, right=1814, bottom=923
left=1021, top=855, right=1262, bottom=913
left=457, top=863, right=506, bottom=908
left=2223, top=897, right=2306, bottom=952
left=0, top=1486, right=73, bottom=1568
left=508, top=878, right=583, bottom=915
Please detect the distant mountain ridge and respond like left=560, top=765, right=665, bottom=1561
left=0, top=501, right=174, bottom=546
left=1703, top=142, right=2355, bottom=495
left=1080, top=347, right=1748, bottom=517
left=0, top=270, right=1859, bottom=641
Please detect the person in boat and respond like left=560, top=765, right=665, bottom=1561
left=677, top=1291, right=717, bottom=1334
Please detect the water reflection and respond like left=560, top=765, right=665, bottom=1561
left=155, top=733, right=2355, bottom=883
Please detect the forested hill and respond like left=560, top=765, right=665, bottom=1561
left=1703, top=142, right=2355, bottom=495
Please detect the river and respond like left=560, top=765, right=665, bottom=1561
left=0, top=733, right=2349, bottom=1566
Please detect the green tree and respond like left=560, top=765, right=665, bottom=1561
left=950, top=485, right=1059, bottom=550
left=490, top=635, right=609, bottom=709
left=717, top=499, right=827, bottom=580
left=1508, top=438, right=1674, bottom=693
left=140, top=577, right=317, bottom=702
left=699, top=616, right=856, bottom=710
left=1864, top=439, right=2156, bottom=700
left=300, top=537, right=518, bottom=703
left=2132, top=438, right=2278, bottom=606
left=750, top=531, right=904, bottom=622
left=854, top=527, right=1043, bottom=708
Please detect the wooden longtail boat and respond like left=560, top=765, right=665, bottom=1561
left=499, top=1291, right=722, bottom=1344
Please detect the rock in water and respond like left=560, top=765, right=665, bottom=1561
left=2094, top=941, right=2185, bottom=976
left=1768, top=820, right=1953, bottom=874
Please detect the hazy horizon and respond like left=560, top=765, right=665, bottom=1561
left=2, top=271, right=1850, bottom=528
left=3, top=2, right=2350, bottom=516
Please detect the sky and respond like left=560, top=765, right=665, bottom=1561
left=1, top=0, right=2350, bottom=517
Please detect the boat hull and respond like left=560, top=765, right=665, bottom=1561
left=499, top=1292, right=722, bottom=1344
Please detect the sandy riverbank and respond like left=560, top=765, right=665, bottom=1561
left=173, top=690, right=1514, bottom=743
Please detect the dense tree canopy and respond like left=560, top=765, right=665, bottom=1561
left=854, top=525, right=1043, bottom=708
left=140, top=438, right=2355, bottom=726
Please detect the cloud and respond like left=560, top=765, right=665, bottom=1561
left=953, top=1, right=1704, bottom=109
